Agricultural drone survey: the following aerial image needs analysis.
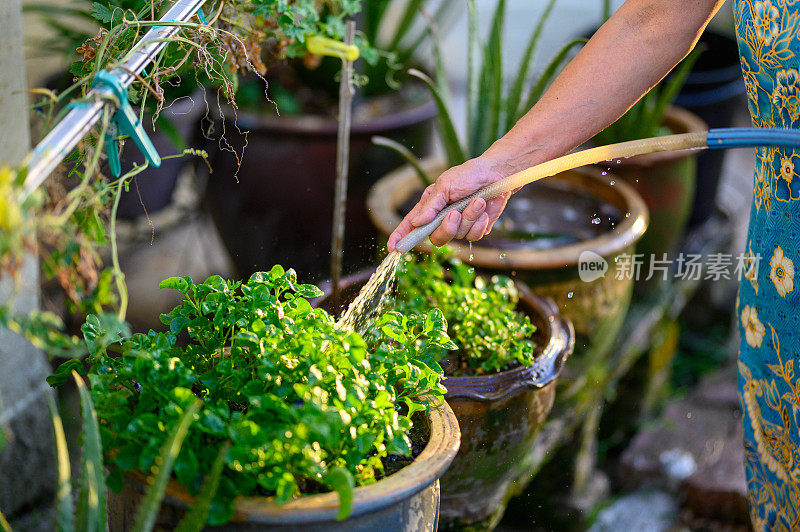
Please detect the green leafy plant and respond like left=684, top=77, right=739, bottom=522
left=44, top=371, right=203, bottom=532
left=51, top=265, right=453, bottom=525
left=593, top=46, right=703, bottom=144
left=375, top=0, right=585, bottom=178
left=392, top=249, right=537, bottom=376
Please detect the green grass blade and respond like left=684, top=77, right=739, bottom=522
left=46, top=392, right=74, bottom=532
left=409, top=68, right=466, bottom=166
left=602, top=0, right=612, bottom=22
left=388, top=0, right=426, bottom=51
left=506, top=0, right=557, bottom=131
left=645, top=45, right=704, bottom=134
left=73, top=371, right=105, bottom=532
left=521, top=38, right=587, bottom=121
left=364, top=0, right=391, bottom=45
left=323, top=467, right=355, bottom=521
left=475, top=0, right=505, bottom=155
left=396, top=0, right=461, bottom=63
left=0, top=508, right=10, bottom=532
left=131, top=400, right=201, bottom=532
left=175, top=442, right=230, bottom=532
left=372, top=136, right=433, bottom=186
left=465, top=0, right=480, bottom=148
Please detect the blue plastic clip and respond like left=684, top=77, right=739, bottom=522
left=90, top=70, right=161, bottom=177
left=196, top=8, right=207, bottom=24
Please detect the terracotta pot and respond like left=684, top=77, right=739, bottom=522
left=313, top=270, right=575, bottom=530
left=366, top=161, right=648, bottom=362
left=201, top=90, right=436, bottom=283
left=600, top=106, right=707, bottom=265
left=107, top=400, right=460, bottom=531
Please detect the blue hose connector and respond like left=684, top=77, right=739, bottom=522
left=707, top=127, right=800, bottom=150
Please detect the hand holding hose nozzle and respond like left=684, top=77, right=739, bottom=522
left=392, top=128, right=800, bottom=254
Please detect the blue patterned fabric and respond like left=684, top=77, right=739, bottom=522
left=735, top=1, right=800, bottom=529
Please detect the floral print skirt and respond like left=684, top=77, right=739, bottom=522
left=736, top=0, right=800, bottom=529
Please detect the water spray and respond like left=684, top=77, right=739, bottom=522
left=395, top=127, right=800, bottom=254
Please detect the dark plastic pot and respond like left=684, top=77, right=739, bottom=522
left=115, top=95, right=205, bottom=219
left=313, top=270, right=575, bottom=530
left=201, top=90, right=436, bottom=283
left=107, top=400, right=460, bottom=531
left=673, top=31, right=746, bottom=226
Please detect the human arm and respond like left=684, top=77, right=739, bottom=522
left=387, top=0, right=727, bottom=252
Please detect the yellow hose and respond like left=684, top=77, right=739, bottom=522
left=395, top=131, right=709, bottom=253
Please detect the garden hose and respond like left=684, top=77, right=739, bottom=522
left=395, top=127, right=800, bottom=254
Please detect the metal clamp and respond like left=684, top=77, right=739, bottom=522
left=89, top=70, right=161, bottom=177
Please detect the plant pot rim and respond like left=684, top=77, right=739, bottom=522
left=367, top=162, right=649, bottom=270
left=124, top=397, right=458, bottom=524
left=211, top=92, right=437, bottom=136
left=603, top=106, right=708, bottom=167
left=314, top=269, right=575, bottom=402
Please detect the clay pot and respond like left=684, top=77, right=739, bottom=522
left=366, top=161, right=648, bottom=362
left=201, top=90, right=436, bottom=283
left=600, top=106, right=707, bottom=266
left=107, top=400, right=460, bottom=531
left=313, top=270, right=575, bottom=530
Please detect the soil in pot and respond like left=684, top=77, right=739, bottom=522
left=314, top=258, right=575, bottom=530
left=201, top=75, right=437, bottom=284
left=367, top=161, right=648, bottom=366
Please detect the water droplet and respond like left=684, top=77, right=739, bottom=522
left=591, top=216, right=601, bottom=225
left=468, top=267, right=475, bottom=274
left=567, top=291, right=574, bottom=299
left=601, top=171, right=607, bottom=176
left=625, top=212, right=631, bottom=218
left=609, top=180, right=615, bottom=185
left=468, top=241, right=474, bottom=262
left=499, top=252, right=507, bottom=260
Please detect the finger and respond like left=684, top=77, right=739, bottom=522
left=429, top=210, right=461, bottom=247
left=455, top=198, right=486, bottom=239
left=411, top=181, right=452, bottom=227
left=388, top=185, right=437, bottom=251
left=466, top=212, right=490, bottom=242
left=484, top=193, right=510, bottom=234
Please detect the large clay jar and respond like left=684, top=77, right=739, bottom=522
left=107, top=400, right=460, bottom=531
left=600, top=106, right=707, bottom=268
left=313, top=270, right=574, bottom=531
left=367, top=160, right=648, bottom=363
left=202, top=89, right=436, bottom=283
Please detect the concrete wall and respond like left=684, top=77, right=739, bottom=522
left=0, top=0, right=56, bottom=518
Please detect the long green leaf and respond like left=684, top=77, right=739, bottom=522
left=602, top=0, right=612, bottom=22
left=409, top=68, right=466, bottom=166
left=73, top=371, right=105, bottom=532
left=645, top=45, right=704, bottom=134
left=506, top=0, right=558, bottom=131
left=47, top=392, right=74, bottom=532
left=521, top=38, right=587, bottom=121
left=364, top=0, right=391, bottom=45
left=465, top=0, right=480, bottom=145
left=175, top=442, right=230, bottom=532
left=0, top=508, right=10, bottom=532
left=474, top=0, right=506, bottom=156
left=131, top=400, right=201, bottom=532
left=396, top=0, right=461, bottom=63
left=323, top=467, right=355, bottom=521
left=372, top=136, right=433, bottom=186
left=388, top=0, right=426, bottom=51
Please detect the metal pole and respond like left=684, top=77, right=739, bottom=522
left=330, top=21, right=356, bottom=311
left=24, top=0, right=208, bottom=195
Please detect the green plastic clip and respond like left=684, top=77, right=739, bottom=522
left=306, top=35, right=359, bottom=61
left=90, top=70, right=161, bottom=177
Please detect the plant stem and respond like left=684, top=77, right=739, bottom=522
left=330, top=20, right=357, bottom=311
left=110, top=176, right=128, bottom=322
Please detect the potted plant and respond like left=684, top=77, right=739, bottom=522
left=201, top=0, right=461, bottom=282
left=48, top=266, right=460, bottom=529
left=367, top=0, right=648, bottom=363
left=314, top=250, right=575, bottom=529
